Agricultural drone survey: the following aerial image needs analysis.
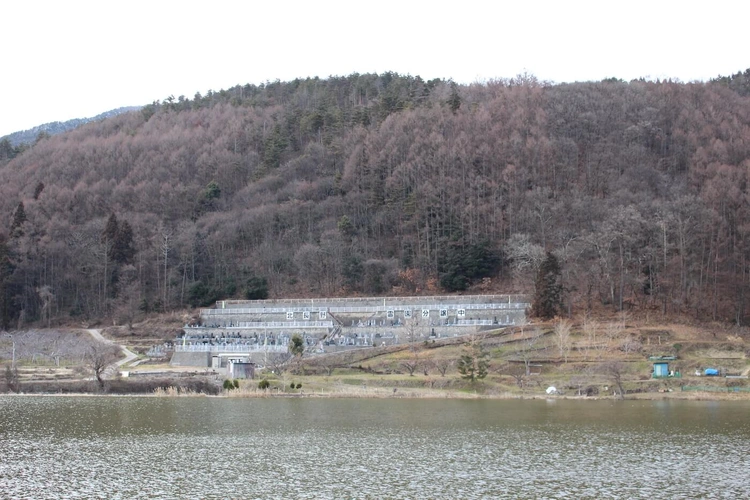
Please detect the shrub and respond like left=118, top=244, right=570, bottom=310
left=258, top=379, right=270, bottom=390
left=18, top=377, right=222, bottom=395
left=233, top=379, right=239, bottom=389
left=296, top=383, right=302, bottom=389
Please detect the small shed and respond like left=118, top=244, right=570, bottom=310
left=652, top=362, right=670, bottom=378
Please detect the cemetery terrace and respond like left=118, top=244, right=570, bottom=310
left=171, top=294, right=528, bottom=368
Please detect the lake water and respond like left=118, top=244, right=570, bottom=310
left=0, top=396, right=748, bottom=499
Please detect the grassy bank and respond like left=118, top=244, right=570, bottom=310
left=5, top=376, right=222, bottom=395
left=3, top=316, right=749, bottom=401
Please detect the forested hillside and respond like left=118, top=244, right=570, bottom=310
left=0, top=106, right=141, bottom=148
left=1, top=72, right=749, bottom=328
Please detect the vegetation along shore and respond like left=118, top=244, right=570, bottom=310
left=3, top=314, right=748, bottom=401
left=2, top=70, right=750, bottom=398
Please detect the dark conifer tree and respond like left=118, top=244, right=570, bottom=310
left=447, top=81, right=461, bottom=113
left=113, top=220, right=136, bottom=265
left=0, top=234, right=17, bottom=328
left=457, top=337, right=489, bottom=381
left=10, top=202, right=26, bottom=237
left=102, top=213, right=119, bottom=244
left=33, top=182, right=45, bottom=200
left=532, top=252, right=563, bottom=320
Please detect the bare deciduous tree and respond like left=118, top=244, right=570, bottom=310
left=570, top=373, right=590, bottom=396
left=265, top=352, right=292, bottom=377
left=581, top=314, right=601, bottom=360
left=599, top=360, right=626, bottom=400
left=604, top=321, right=625, bottom=351
left=400, top=345, right=421, bottom=376
left=318, top=355, right=339, bottom=376
left=4, top=364, right=19, bottom=393
left=400, top=358, right=419, bottom=376
left=399, top=318, right=423, bottom=376
left=513, top=327, right=545, bottom=376
left=620, top=336, right=642, bottom=354
left=554, top=319, right=572, bottom=363
left=159, top=224, right=174, bottom=310
left=507, top=363, right=529, bottom=391
left=37, top=286, right=55, bottom=328
left=404, top=317, right=423, bottom=344
left=86, top=342, right=121, bottom=389
left=422, top=359, right=432, bottom=376
left=505, top=233, right=545, bottom=289
left=434, top=358, right=453, bottom=377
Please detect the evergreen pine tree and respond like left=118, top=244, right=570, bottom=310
left=10, top=202, right=26, bottom=237
left=0, top=235, right=17, bottom=329
left=102, top=213, right=119, bottom=244
left=33, top=182, right=45, bottom=200
left=532, top=252, right=563, bottom=320
left=447, top=81, right=462, bottom=113
left=457, top=337, right=489, bottom=382
left=113, top=220, right=136, bottom=265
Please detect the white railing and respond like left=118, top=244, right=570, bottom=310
left=175, top=344, right=288, bottom=353
left=238, top=320, right=333, bottom=329
left=201, top=303, right=528, bottom=316
left=455, top=319, right=497, bottom=326
left=212, top=294, right=528, bottom=309
left=193, top=321, right=334, bottom=329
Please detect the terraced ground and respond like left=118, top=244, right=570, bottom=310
left=4, top=313, right=749, bottom=398
left=108, top=315, right=750, bottom=398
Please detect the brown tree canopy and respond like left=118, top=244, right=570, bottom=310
left=1, top=72, right=749, bottom=326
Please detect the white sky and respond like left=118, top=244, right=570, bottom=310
left=1, top=0, right=748, bottom=137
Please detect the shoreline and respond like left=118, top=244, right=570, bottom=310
left=3, top=387, right=749, bottom=401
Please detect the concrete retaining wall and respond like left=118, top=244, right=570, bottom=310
left=170, top=351, right=211, bottom=367
left=210, top=294, right=528, bottom=311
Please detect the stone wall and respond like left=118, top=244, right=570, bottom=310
left=170, top=351, right=211, bottom=367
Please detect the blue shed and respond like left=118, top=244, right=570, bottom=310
left=653, top=362, right=670, bottom=378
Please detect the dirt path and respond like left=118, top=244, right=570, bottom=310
left=86, top=329, right=138, bottom=367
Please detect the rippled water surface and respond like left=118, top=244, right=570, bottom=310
left=1, top=396, right=749, bottom=499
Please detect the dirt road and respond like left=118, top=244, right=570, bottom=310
left=86, top=329, right=138, bottom=367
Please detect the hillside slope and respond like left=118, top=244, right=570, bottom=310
left=0, top=73, right=749, bottom=330
left=1, top=106, right=142, bottom=146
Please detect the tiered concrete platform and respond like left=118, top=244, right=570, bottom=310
left=171, top=294, right=529, bottom=367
